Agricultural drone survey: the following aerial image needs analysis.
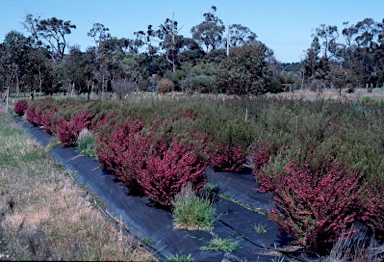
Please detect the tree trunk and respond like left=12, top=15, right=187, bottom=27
left=101, top=75, right=105, bottom=100
left=87, top=82, right=94, bottom=100
left=4, top=88, right=9, bottom=112
left=15, top=65, right=20, bottom=97
left=39, top=68, right=43, bottom=95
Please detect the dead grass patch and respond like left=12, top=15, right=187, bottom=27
left=0, top=112, right=156, bottom=261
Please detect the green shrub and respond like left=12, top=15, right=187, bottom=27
left=157, top=78, right=174, bottom=93
left=217, top=42, right=274, bottom=96
left=181, top=62, right=218, bottom=93
left=360, top=96, right=380, bottom=106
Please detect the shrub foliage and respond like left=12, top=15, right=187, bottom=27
left=96, top=120, right=209, bottom=206
left=217, top=43, right=274, bottom=96
left=14, top=99, right=28, bottom=116
left=55, top=110, right=92, bottom=147
left=268, top=158, right=363, bottom=253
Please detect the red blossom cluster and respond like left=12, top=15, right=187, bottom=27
left=361, top=184, right=384, bottom=239
left=40, top=105, right=57, bottom=134
left=25, top=103, right=40, bottom=126
left=96, top=120, right=209, bottom=206
left=251, top=140, right=273, bottom=192
left=211, top=144, right=248, bottom=172
left=55, top=110, right=93, bottom=147
left=14, top=100, right=28, bottom=116
left=257, top=155, right=365, bottom=252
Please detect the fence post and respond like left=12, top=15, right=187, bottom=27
left=4, top=89, right=9, bottom=113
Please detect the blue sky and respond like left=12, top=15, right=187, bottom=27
left=1, top=0, right=384, bottom=63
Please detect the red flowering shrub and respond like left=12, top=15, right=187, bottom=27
left=268, top=159, right=363, bottom=253
left=40, top=105, right=57, bottom=134
left=136, top=136, right=208, bottom=206
left=25, top=103, right=40, bottom=126
left=55, top=110, right=93, bottom=147
left=251, top=140, right=274, bottom=192
left=97, top=119, right=209, bottom=206
left=252, top=140, right=271, bottom=170
left=14, top=100, right=28, bottom=116
left=361, top=183, right=384, bottom=239
left=210, top=144, right=248, bottom=172
left=90, top=112, right=116, bottom=131
left=96, top=119, right=144, bottom=188
left=25, top=98, right=59, bottom=127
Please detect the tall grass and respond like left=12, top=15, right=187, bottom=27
left=0, top=112, right=156, bottom=261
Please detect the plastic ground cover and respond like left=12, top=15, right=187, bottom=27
left=17, top=119, right=297, bottom=261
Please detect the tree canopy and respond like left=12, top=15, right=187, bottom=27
left=1, top=8, right=382, bottom=98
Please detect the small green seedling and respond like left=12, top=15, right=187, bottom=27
left=201, top=234, right=239, bottom=252
left=166, top=253, right=193, bottom=262
left=253, top=222, right=268, bottom=233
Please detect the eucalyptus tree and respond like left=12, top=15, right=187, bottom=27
left=87, top=23, right=111, bottom=52
left=0, top=43, right=12, bottom=93
left=227, top=24, right=257, bottom=47
left=94, top=37, right=121, bottom=98
left=58, top=45, right=93, bottom=97
left=23, top=46, right=52, bottom=95
left=178, top=37, right=205, bottom=65
left=355, top=18, right=381, bottom=50
left=314, top=24, right=339, bottom=60
left=36, top=17, right=76, bottom=63
left=83, top=47, right=98, bottom=99
left=157, top=16, right=185, bottom=72
left=308, top=24, right=341, bottom=88
left=22, top=14, right=59, bottom=94
left=1, top=31, right=32, bottom=95
left=354, top=18, right=382, bottom=86
left=303, top=36, right=321, bottom=82
left=338, top=18, right=383, bottom=87
left=22, top=14, right=42, bottom=48
left=191, top=6, right=225, bottom=53
left=138, top=15, right=185, bottom=72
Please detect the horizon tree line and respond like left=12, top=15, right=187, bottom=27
left=1, top=6, right=383, bottom=99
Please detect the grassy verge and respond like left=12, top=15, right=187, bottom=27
left=0, top=112, right=156, bottom=261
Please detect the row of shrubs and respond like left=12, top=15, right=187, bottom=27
left=14, top=96, right=384, bottom=256
left=247, top=98, right=384, bottom=254
left=14, top=97, right=255, bottom=205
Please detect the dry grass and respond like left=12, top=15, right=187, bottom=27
left=326, top=228, right=384, bottom=262
left=266, top=87, right=384, bottom=102
left=0, top=112, right=157, bottom=261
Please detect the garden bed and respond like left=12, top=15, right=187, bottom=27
left=11, top=95, right=384, bottom=261
left=17, top=118, right=293, bottom=261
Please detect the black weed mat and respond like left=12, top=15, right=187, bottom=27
left=16, top=119, right=303, bottom=262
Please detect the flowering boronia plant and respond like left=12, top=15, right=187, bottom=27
left=267, top=159, right=363, bottom=253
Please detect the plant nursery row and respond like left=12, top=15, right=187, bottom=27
left=13, top=95, right=384, bottom=255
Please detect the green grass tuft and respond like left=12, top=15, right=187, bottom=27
left=166, top=253, right=193, bottom=262
left=172, top=183, right=215, bottom=231
left=201, top=234, right=240, bottom=252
